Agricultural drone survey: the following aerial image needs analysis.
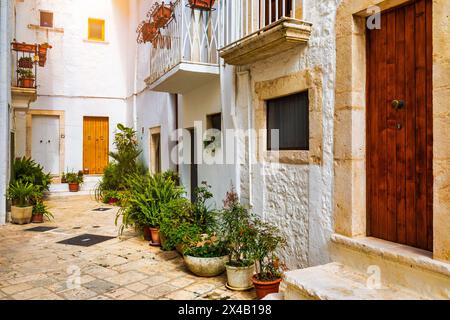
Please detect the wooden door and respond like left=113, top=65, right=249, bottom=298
left=83, top=117, right=109, bottom=175
left=32, top=115, right=60, bottom=175
left=366, top=0, right=433, bottom=251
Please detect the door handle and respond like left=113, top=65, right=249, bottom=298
left=392, top=100, right=405, bottom=110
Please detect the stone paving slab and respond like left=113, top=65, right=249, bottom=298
left=0, top=196, right=257, bottom=300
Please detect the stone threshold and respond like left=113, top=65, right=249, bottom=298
left=331, top=234, right=450, bottom=278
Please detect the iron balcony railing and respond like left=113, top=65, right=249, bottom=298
left=221, top=0, right=299, bottom=46
left=147, top=0, right=221, bottom=86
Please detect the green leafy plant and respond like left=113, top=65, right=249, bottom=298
left=102, top=190, right=120, bottom=204
left=33, top=201, right=54, bottom=220
left=219, top=187, right=256, bottom=268
left=192, top=182, right=217, bottom=233
left=250, top=219, right=287, bottom=281
left=18, top=68, right=35, bottom=79
left=115, top=171, right=185, bottom=235
left=66, top=171, right=84, bottom=184
left=12, top=157, right=51, bottom=192
left=184, top=241, right=228, bottom=258
left=95, top=124, right=144, bottom=202
left=6, top=181, right=38, bottom=207
left=159, top=197, right=199, bottom=251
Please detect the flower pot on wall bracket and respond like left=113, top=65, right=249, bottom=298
left=19, top=78, right=35, bottom=88
left=188, top=0, right=216, bottom=11
left=37, top=43, right=52, bottom=67
left=151, top=2, right=173, bottom=28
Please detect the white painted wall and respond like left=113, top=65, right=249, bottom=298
left=0, top=0, right=13, bottom=224
left=13, top=0, right=133, bottom=173
left=231, top=0, right=338, bottom=269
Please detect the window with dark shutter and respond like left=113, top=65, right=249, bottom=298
left=40, top=11, right=53, bottom=28
left=207, top=113, right=222, bottom=131
left=267, top=91, right=309, bottom=151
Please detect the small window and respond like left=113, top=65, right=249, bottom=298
left=150, top=127, right=161, bottom=174
left=88, top=18, right=105, bottom=41
left=40, top=11, right=53, bottom=28
left=207, top=113, right=222, bottom=131
left=267, top=91, right=309, bottom=151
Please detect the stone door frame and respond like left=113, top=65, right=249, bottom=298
left=333, top=0, right=450, bottom=262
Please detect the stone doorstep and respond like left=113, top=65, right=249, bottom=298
left=331, top=234, right=450, bottom=278
left=329, top=234, right=450, bottom=300
left=282, top=262, right=426, bottom=300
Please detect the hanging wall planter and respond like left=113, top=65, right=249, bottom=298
left=151, top=2, right=173, bottom=28
left=11, top=42, right=36, bottom=53
left=38, top=43, right=52, bottom=67
left=188, top=0, right=215, bottom=10
left=18, top=57, right=34, bottom=69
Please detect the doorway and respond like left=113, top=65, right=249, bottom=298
left=188, top=128, right=198, bottom=202
left=366, top=0, right=433, bottom=251
left=31, top=115, right=60, bottom=175
left=83, top=117, right=109, bottom=175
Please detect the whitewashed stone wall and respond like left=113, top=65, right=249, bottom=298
left=13, top=0, right=133, bottom=172
left=0, top=0, right=13, bottom=224
left=234, top=0, right=339, bottom=269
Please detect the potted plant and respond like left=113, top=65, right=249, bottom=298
left=66, top=171, right=84, bottom=192
left=188, top=0, right=215, bottom=10
left=17, top=68, right=35, bottom=88
left=151, top=2, right=173, bottom=28
left=6, top=181, right=37, bottom=225
left=183, top=241, right=229, bottom=277
left=142, top=21, right=158, bottom=44
left=18, top=57, right=34, bottom=69
left=102, top=190, right=120, bottom=205
left=220, top=188, right=256, bottom=291
left=32, top=201, right=54, bottom=223
left=250, top=219, right=287, bottom=299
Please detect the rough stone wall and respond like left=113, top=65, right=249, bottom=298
left=235, top=0, right=339, bottom=269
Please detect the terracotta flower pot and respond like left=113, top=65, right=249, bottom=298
left=142, top=22, right=158, bottom=43
left=150, top=227, right=161, bottom=246
left=19, top=78, right=35, bottom=88
left=68, top=183, right=79, bottom=192
left=152, top=4, right=172, bottom=28
left=31, top=214, right=44, bottom=224
left=188, top=0, right=215, bottom=10
left=11, top=206, right=33, bottom=225
left=143, top=226, right=152, bottom=241
left=251, top=275, right=282, bottom=299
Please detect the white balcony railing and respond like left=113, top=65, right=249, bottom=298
left=147, top=0, right=221, bottom=86
left=222, top=0, right=300, bottom=45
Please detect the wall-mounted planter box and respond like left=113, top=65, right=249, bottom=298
left=151, top=3, right=173, bottom=28
left=219, top=18, right=312, bottom=66
left=188, top=0, right=215, bottom=10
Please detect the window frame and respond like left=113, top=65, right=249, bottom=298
left=88, top=18, right=105, bottom=42
left=266, top=91, right=310, bottom=151
left=39, top=10, right=54, bottom=28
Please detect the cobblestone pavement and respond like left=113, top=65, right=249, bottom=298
left=0, top=196, right=256, bottom=300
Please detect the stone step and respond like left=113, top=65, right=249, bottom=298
left=282, top=262, right=426, bottom=300
left=330, top=234, right=450, bottom=300
left=46, top=175, right=101, bottom=198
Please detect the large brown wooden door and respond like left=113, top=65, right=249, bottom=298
left=83, top=117, right=109, bottom=174
left=366, top=0, right=433, bottom=251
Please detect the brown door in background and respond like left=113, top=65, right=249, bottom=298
left=366, top=0, right=433, bottom=251
left=83, top=117, right=109, bottom=174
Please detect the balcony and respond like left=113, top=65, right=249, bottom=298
left=144, top=0, right=220, bottom=94
left=219, top=0, right=312, bottom=66
left=10, top=41, right=52, bottom=110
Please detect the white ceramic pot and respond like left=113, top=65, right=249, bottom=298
left=184, top=255, right=228, bottom=277
left=11, top=206, right=33, bottom=225
left=225, top=263, right=255, bottom=290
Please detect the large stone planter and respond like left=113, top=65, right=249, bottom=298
left=11, top=206, right=33, bottom=225
left=184, top=255, right=228, bottom=277
left=225, top=263, right=255, bottom=291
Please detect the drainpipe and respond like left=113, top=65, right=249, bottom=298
left=246, top=71, right=253, bottom=208
left=175, top=93, right=179, bottom=174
